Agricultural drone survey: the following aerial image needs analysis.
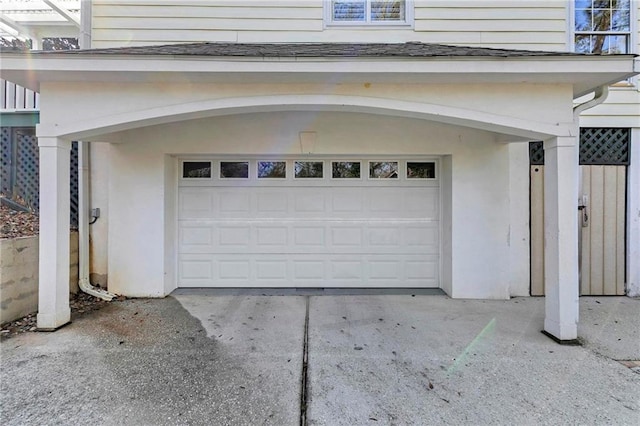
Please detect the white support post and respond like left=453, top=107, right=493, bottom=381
left=627, top=129, right=640, bottom=297
left=543, top=136, right=580, bottom=342
left=37, top=137, right=72, bottom=330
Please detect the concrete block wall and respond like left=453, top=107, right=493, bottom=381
left=0, top=232, right=78, bottom=324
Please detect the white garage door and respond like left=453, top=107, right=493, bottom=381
left=178, top=158, right=440, bottom=288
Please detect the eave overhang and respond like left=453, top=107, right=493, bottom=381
left=1, top=43, right=638, bottom=98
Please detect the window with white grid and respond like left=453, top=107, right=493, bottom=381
left=326, top=0, right=412, bottom=26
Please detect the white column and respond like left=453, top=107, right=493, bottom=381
left=627, top=129, right=640, bottom=297
left=37, top=137, right=71, bottom=330
left=543, top=136, right=580, bottom=342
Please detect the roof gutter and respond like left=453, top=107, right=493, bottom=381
left=573, top=84, right=609, bottom=119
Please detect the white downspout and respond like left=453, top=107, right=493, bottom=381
left=78, top=0, right=116, bottom=301
left=573, top=85, right=609, bottom=118
left=78, top=143, right=115, bottom=300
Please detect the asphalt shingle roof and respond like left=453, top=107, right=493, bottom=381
left=27, top=42, right=584, bottom=58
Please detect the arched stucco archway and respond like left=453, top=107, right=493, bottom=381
left=36, top=94, right=570, bottom=142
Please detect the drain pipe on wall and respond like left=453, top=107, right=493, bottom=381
left=77, top=0, right=116, bottom=301
left=78, top=142, right=116, bottom=301
left=573, top=85, right=609, bottom=118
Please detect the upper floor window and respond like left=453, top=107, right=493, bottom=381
left=327, top=1, right=411, bottom=25
left=574, top=0, right=631, bottom=54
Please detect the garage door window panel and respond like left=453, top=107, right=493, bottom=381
left=369, top=161, right=398, bottom=179
left=220, top=161, right=249, bottom=179
left=407, top=161, right=436, bottom=179
left=182, top=161, right=212, bottom=179
left=295, top=161, right=324, bottom=179
left=332, top=161, right=361, bottom=179
left=258, top=161, right=287, bottom=179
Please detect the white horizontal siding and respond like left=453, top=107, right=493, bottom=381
left=92, top=0, right=323, bottom=46
left=414, top=1, right=569, bottom=51
left=579, top=89, right=640, bottom=128
left=92, top=0, right=571, bottom=49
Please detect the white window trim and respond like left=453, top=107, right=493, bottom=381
left=324, top=0, right=414, bottom=28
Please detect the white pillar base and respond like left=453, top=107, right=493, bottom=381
left=37, top=310, right=71, bottom=331
left=543, top=136, right=580, bottom=343
left=36, top=137, right=72, bottom=331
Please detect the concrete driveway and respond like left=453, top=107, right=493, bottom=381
left=1, top=292, right=638, bottom=425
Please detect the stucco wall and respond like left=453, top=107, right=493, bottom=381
left=105, top=111, right=527, bottom=299
left=39, top=82, right=575, bottom=131
left=0, top=232, right=78, bottom=324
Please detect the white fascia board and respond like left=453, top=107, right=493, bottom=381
left=1, top=54, right=637, bottom=96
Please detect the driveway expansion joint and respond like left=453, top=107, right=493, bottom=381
left=300, top=296, right=310, bottom=426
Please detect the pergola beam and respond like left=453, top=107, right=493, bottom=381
left=43, top=0, right=80, bottom=28
left=0, top=13, right=35, bottom=39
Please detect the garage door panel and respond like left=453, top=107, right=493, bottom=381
left=179, top=254, right=439, bottom=287
left=179, top=189, right=214, bottom=219
left=181, top=226, right=213, bottom=246
left=218, top=192, right=251, bottom=213
left=294, top=261, right=326, bottom=280
left=219, top=260, right=250, bottom=279
left=294, top=192, right=326, bottom=213
left=404, top=225, right=439, bottom=253
left=293, top=226, right=326, bottom=246
left=179, top=221, right=439, bottom=255
left=256, top=225, right=288, bottom=247
left=369, top=189, right=403, bottom=213
left=332, top=190, right=364, bottom=212
left=256, top=260, right=288, bottom=280
left=330, top=227, right=363, bottom=247
left=331, top=260, right=364, bottom=280
left=405, top=260, right=438, bottom=281
left=404, top=188, right=440, bottom=218
left=257, top=191, right=288, bottom=213
left=218, top=226, right=251, bottom=248
left=368, top=227, right=401, bottom=247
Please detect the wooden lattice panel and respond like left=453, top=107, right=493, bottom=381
left=579, top=128, right=630, bottom=166
left=0, top=127, right=78, bottom=225
left=529, top=141, right=544, bottom=165
left=1, top=127, right=12, bottom=196
left=14, top=128, right=39, bottom=210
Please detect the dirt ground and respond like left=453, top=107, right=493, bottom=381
left=0, top=204, right=39, bottom=239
